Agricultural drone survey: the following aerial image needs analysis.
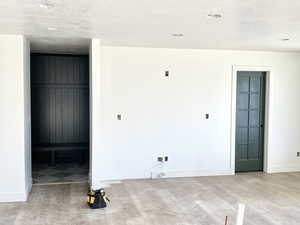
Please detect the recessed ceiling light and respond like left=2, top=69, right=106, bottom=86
left=39, top=1, right=54, bottom=9
left=39, top=3, right=48, bottom=8
left=208, top=14, right=222, bottom=19
left=172, top=33, right=184, bottom=37
left=47, top=27, right=57, bottom=31
left=280, top=38, right=290, bottom=41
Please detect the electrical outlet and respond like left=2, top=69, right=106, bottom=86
left=297, top=152, right=300, bottom=157
left=157, top=157, right=163, bottom=162
left=205, top=114, right=209, bottom=119
left=117, top=114, right=121, bottom=120
left=165, top=71, right=169, bottom=77
left=164, top=156, right=168, bottom=162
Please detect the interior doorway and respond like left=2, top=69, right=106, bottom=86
left=235, top=71, right=266, bottom=172
left=31, top=53, right=90, bottom=184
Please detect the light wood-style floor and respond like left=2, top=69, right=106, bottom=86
left=1, top=172, right=300, bottom=225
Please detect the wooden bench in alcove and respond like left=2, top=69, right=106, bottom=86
left=33, top=143, right=89, bottom=166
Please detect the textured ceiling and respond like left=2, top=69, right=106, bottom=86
left=1, top=0, right=300, bottom=53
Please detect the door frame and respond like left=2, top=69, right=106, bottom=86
left=230, top=65, right=272, bottom=174
left=29, top=53, right=91, bottom=183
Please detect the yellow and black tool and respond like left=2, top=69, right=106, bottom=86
left=87, top=191, right=96, bottom=204
left=87, top=189, right=110, bottom=209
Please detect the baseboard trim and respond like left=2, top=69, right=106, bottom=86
left=91, top=169, right=234, bottom=189
left=162, top=169, right=234, bottom=178
left=91, top=179, right=122, bottom=189
left=268, top=164, right=300, bottom=173
left=0, top=178, right=32, bottom=203
left=0, top=191, right=28, bottom=203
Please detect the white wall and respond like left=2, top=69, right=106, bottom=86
left=0, top=35, right=31, bottom=202
left=90, top=39, right=102, bottom=187
left=1, top=35, right=300, bottom=197
left=92, top=46, right=300, bottom=182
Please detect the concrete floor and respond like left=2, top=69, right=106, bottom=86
left=1, top=172, right=300, bottom=225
